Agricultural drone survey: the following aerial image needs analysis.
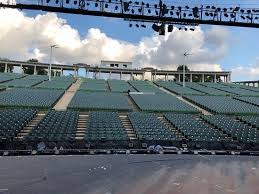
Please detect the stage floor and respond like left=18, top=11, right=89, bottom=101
left=0, top=154, right=259, bottom=194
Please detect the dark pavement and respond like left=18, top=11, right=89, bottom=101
left=0, top=154, right=259, bottom=194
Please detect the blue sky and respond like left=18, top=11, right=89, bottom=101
left=2, top=0, right=259, bottom=81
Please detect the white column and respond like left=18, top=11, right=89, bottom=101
left=154, top=72, right=157, bottom=81
left=60, top=68, right=63, bottom=76
left=130, top=72, right=133, bottom=80
left=142, top=73, right=145, bottom=81
left=34, top=65, right=37, bottom=75
left=178, top=74, right=181, bottom=82
left=202, top=74, right=205, bottom=83
left=20, top=64, right=24, bottom=74
left=214, top=74, right=217, bottom=83
left=190, top=74, right=193, bottom=82
left=120, top=72, right=122, bottom=80
left=4, top=63, right=8, bottom=73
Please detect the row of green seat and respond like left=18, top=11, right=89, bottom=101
left=185, top=95, right=259, bottom=115
left=108, top=80, right=136, bottom=92
left=85, top=112, right=128, bottom=141
left=202, top=115, right=259, bottom=143
left=128, top=112, right=181, bottom=141
left=68, top=91, right=132, bottom=111
left=0, top=88, right=64, bottom=108
left=26, top=111, right=79, bottom=141
left=128, top=80, right=164, bottom=93
left=164, top=113, right=230, bottom=142
left=35, top=80, right=73, bottom=90
left=130, top=93, right=199, bottom=113
left=79, top=79, right=108, bottom=91
left=0, top=109, right=37, bottom=139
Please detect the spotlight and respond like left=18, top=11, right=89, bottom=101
left=193, top=7, right=199, bottom=18
left=129, top=23, right=132, bottom=27
left=234, top=7, right=240, bottom=12
left=46, top=0, right=50, bottom=3
left=55, top=0, right=59, bottom=3
left=66, top=0, right=69, bottom=3
left=159, top=24, right=165, bottom=35
left=148, top=9, right=151, bottom=14
left=95, top=2, right=98, bottom=7
left=190, top=28, right=195, bottom=31
left=136, top=24, right=139, bottom=28
left=74, top=0, right=77, bottom=5
left=123, top=2, right=130, bottom=12
left=168, top=25, right=173, bottom=32
left=152, top=23, right=160, bottom=32
left=141, top=24, right=146, bottom=28
left=184, top=27, right=188, bottom=31
left=105, top=4, right=108, bottom=8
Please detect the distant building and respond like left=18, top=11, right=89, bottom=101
left=100, top=60, right=132, bottom=69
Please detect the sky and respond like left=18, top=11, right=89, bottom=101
left=1, top=0, right=259, bottom=81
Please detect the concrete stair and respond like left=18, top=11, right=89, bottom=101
left=120, top=115, right=137, bottom=140
left=157, top=115, right=185, bottom=140
left=75, top=114, right=89, bottom=140
left=16, top=111, right=46, bottom=139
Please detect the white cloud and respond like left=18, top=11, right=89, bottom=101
left=0, top=8, right=230, bottom=72
left=232, top=58, right=259, bottom=81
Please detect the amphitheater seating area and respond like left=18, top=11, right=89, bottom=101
left=35, top=80, right=73, bottom=90
left=85, top=112, right=128, bottom=141
left=128, top=112, right=180, bottom=141
left=130, top=93, right=199, bottom=113
left=129, top=80, right=163, bottom=93
left=108, top=80, right=136, bottom=92
left=202, top=115, right=259, bottom=143
left=0, top=109, right=37, bottom=140
left=26, top=111, right=79, bottom=141
left=238, top=115, right=259, bottom=129
left=68, top=91, right=132, bottom=111
left=164, top=114, right=229, bottom=142
left=79, top=79, right=108, bottom=91
left=185, top=95, right=259, bottom=115
left=0, top=88, right=64, bottom=108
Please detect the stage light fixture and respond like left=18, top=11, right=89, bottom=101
left=234, top=7, right=240, bottom=11
left=224, top=13, right=229, bottom=17
left=115, top=5, right=118, bottom=10
left=193, top=7, right=199, bottom=18
left=141, top=24, right=146, bottom=28
left=105, top=4, right=108, bottom=8
left=65, top=0, right=69, bottom=4
left=129, top=23, right=132, bottom=27
left=148, top=9, right=151, bottom=14
left=184, top=27, right=188, bottom=31
left=95, top=2, right=98, bottom=7
left=55, top=0, right=59, bottom=4
left=223, top=8, right=227, bottom=12
left=46, top=0, right=50, bottom=3
left=170, top=11, right=173, bottom=15
left=159, top=24, right=165, bottom=35
left=74, top=0, right=77, bottom=5
left=123, top=2, right=130, bottom=12
left=152, top=23, right=160, bottom=32
left=168, top=25, right=173, bottom=32
left=171, top=6, right=174, bottom=10
left=206, top=6, right=210, bottom=9
left=190, top=28, right=195, bottom=31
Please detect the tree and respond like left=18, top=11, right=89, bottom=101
left=23, top=59, right=48, bottom=75
left=177, top=65, right=190, bottom=72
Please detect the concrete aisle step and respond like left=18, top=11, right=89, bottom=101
left=54, top=79, right=81, bottom=111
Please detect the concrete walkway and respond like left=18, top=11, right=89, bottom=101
left=54, top=79, right=81, bottom=111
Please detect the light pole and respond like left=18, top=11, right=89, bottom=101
left=183, top=52, right=191, bottom=87
left=49, top=44, right=59, bottom=81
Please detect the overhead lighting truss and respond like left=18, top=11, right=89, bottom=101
left=1, top=0, right=259, bottom=33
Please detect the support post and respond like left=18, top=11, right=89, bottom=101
left=109, top=71, right=111, bottom=79
left=20, top=64, right=24, bottom=74
left=214, top=74, right=217, bottom=83
left=202, top=74, right=205, bottom=83
left=4, top=63, right=8, bottom=73
left=178, top=74, right=181, bottom=82
left=154, top=72, right=156, bottom=81
left=34, top=65, right=37, bottom=75
left=130, top=72, right=133, bottom=80
left=190, top=74, right=193, bottom=83
left=120, top=72, right=122, bottom=80
left=142, top=73, right=144, bottom=81
left=60, top=68, right=63, bottom=76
